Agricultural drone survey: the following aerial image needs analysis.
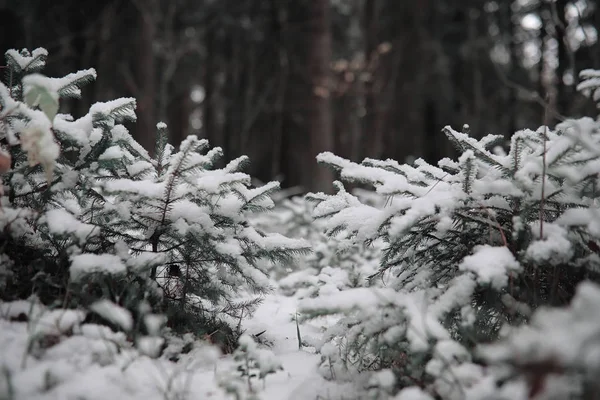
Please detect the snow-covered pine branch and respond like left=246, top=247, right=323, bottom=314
left=301, top=87, right=600, bottom=398
left=1, top=48, right=310, bottom=356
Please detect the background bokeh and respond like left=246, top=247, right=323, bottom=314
left=1, top=0, right=598, bottom=192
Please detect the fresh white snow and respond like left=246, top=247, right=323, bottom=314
left=0, top=286, right=352, bottom=400
left=69, top=254, right=127, bottom=282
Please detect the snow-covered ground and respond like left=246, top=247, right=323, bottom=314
left=234, top=293, right=352, bottom=399
left=0, top=285, right=354, bottom=400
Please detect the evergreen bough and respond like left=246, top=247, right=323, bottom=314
left=259, top=196, right=383, bottom=298
left=301, top=80, right=600, bottom=397
left=0, top=48, right=309, bottom=350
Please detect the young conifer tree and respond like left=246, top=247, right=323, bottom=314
left=0, top=48, right=309, bottom=349
left=101, top=122, right=311, bottom=346
left=300, top=70, right=600, bottom=397
left=259, top=196, right=383, bottom=298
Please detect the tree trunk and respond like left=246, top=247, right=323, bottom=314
left=362, top=0, right=381, bottom=161
left=506, top=0, right=518, bottom=136
left=203, top=26, right=216, bottom=146
left=167, top=92, right=191, bottom=146
left=306, top=0, right=334, bottom=193
left=134, top=2, right=157, bottom=155
left=270, top=0, right=288, bottom=179
left=595, top=3, right=600, bottom=70
left=555, top=0, right=570, bottom=117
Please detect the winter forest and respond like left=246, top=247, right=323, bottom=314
left=3, top=0, right=600, bottom=399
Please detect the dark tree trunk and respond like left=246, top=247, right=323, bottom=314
left=0, top=8, right=25, bottom=70
left=506, top=0, right=518, bottom=136
left=222, top=32, right=237, bottom=159
left=306, top=0, right=334, bottom=193
left=95, top=2, right=118, bottom=103
left=555, top=0, right=570, bottom=117
left=167, top=92, right=191, bottom=146
left=595, top=3, right=600, bottom=70
left=134, top=2, right=157, bottom=155
left=362, top=0, right=381, bottom=161
left=270, top=0, right=288, bottom=179
left=538, top=2, right=547, bottom=104
left=203, top=26, right=217, bottom=146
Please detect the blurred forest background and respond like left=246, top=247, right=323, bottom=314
left=0, top=0, right=598, bottom=192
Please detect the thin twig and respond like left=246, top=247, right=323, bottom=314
left=539, top=94, right=551, bottom=239
left=478, top=204, right=508, bottom=247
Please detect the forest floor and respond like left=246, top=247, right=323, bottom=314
left=0, top=278, right=352, bottom=400
left=217, top=290, right=351, bottom=399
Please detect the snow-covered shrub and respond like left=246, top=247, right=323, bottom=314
left=0, top=300, right=227, bottom=400
left=251, top=196, right=329, bottom=281
left=279, top=232, right=383, bottom=300
left=301, top=91, right=600, bottom=396
left=0, top=49, right=172, bottom=346
left=0, top=48, right=309, bottom=351
left=252, top=196, right=321, bottom=242
left=473, top=281, right=600, bottom=399
left=253, top=195, right=383, bottom=298
left=104, top=123, right=310, bottom=347
left=218, top=334, right=283, bottom=399
left=0, top=48, right=104, bottom=304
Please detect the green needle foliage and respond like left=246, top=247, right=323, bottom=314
left=301, top=79, right=600, bottom=397
left=0, top=48, right=309, bottom=350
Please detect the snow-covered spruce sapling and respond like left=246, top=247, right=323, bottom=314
left=258, top=195, right=383, bottom=298
left=471, top=88, right=600, bottom=399
left=0, top=49, right=170, bottom=359
left=301, top=94, right=600, bottom=395
left=250, top=196, right=329, bottom=280
left=0, top=48, right=309, bottom=353
left=479, top=281, right=600, bottom=399
left=0, top=47, right=100, bottom=304
left=102, top=122, right=310, bottom=349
